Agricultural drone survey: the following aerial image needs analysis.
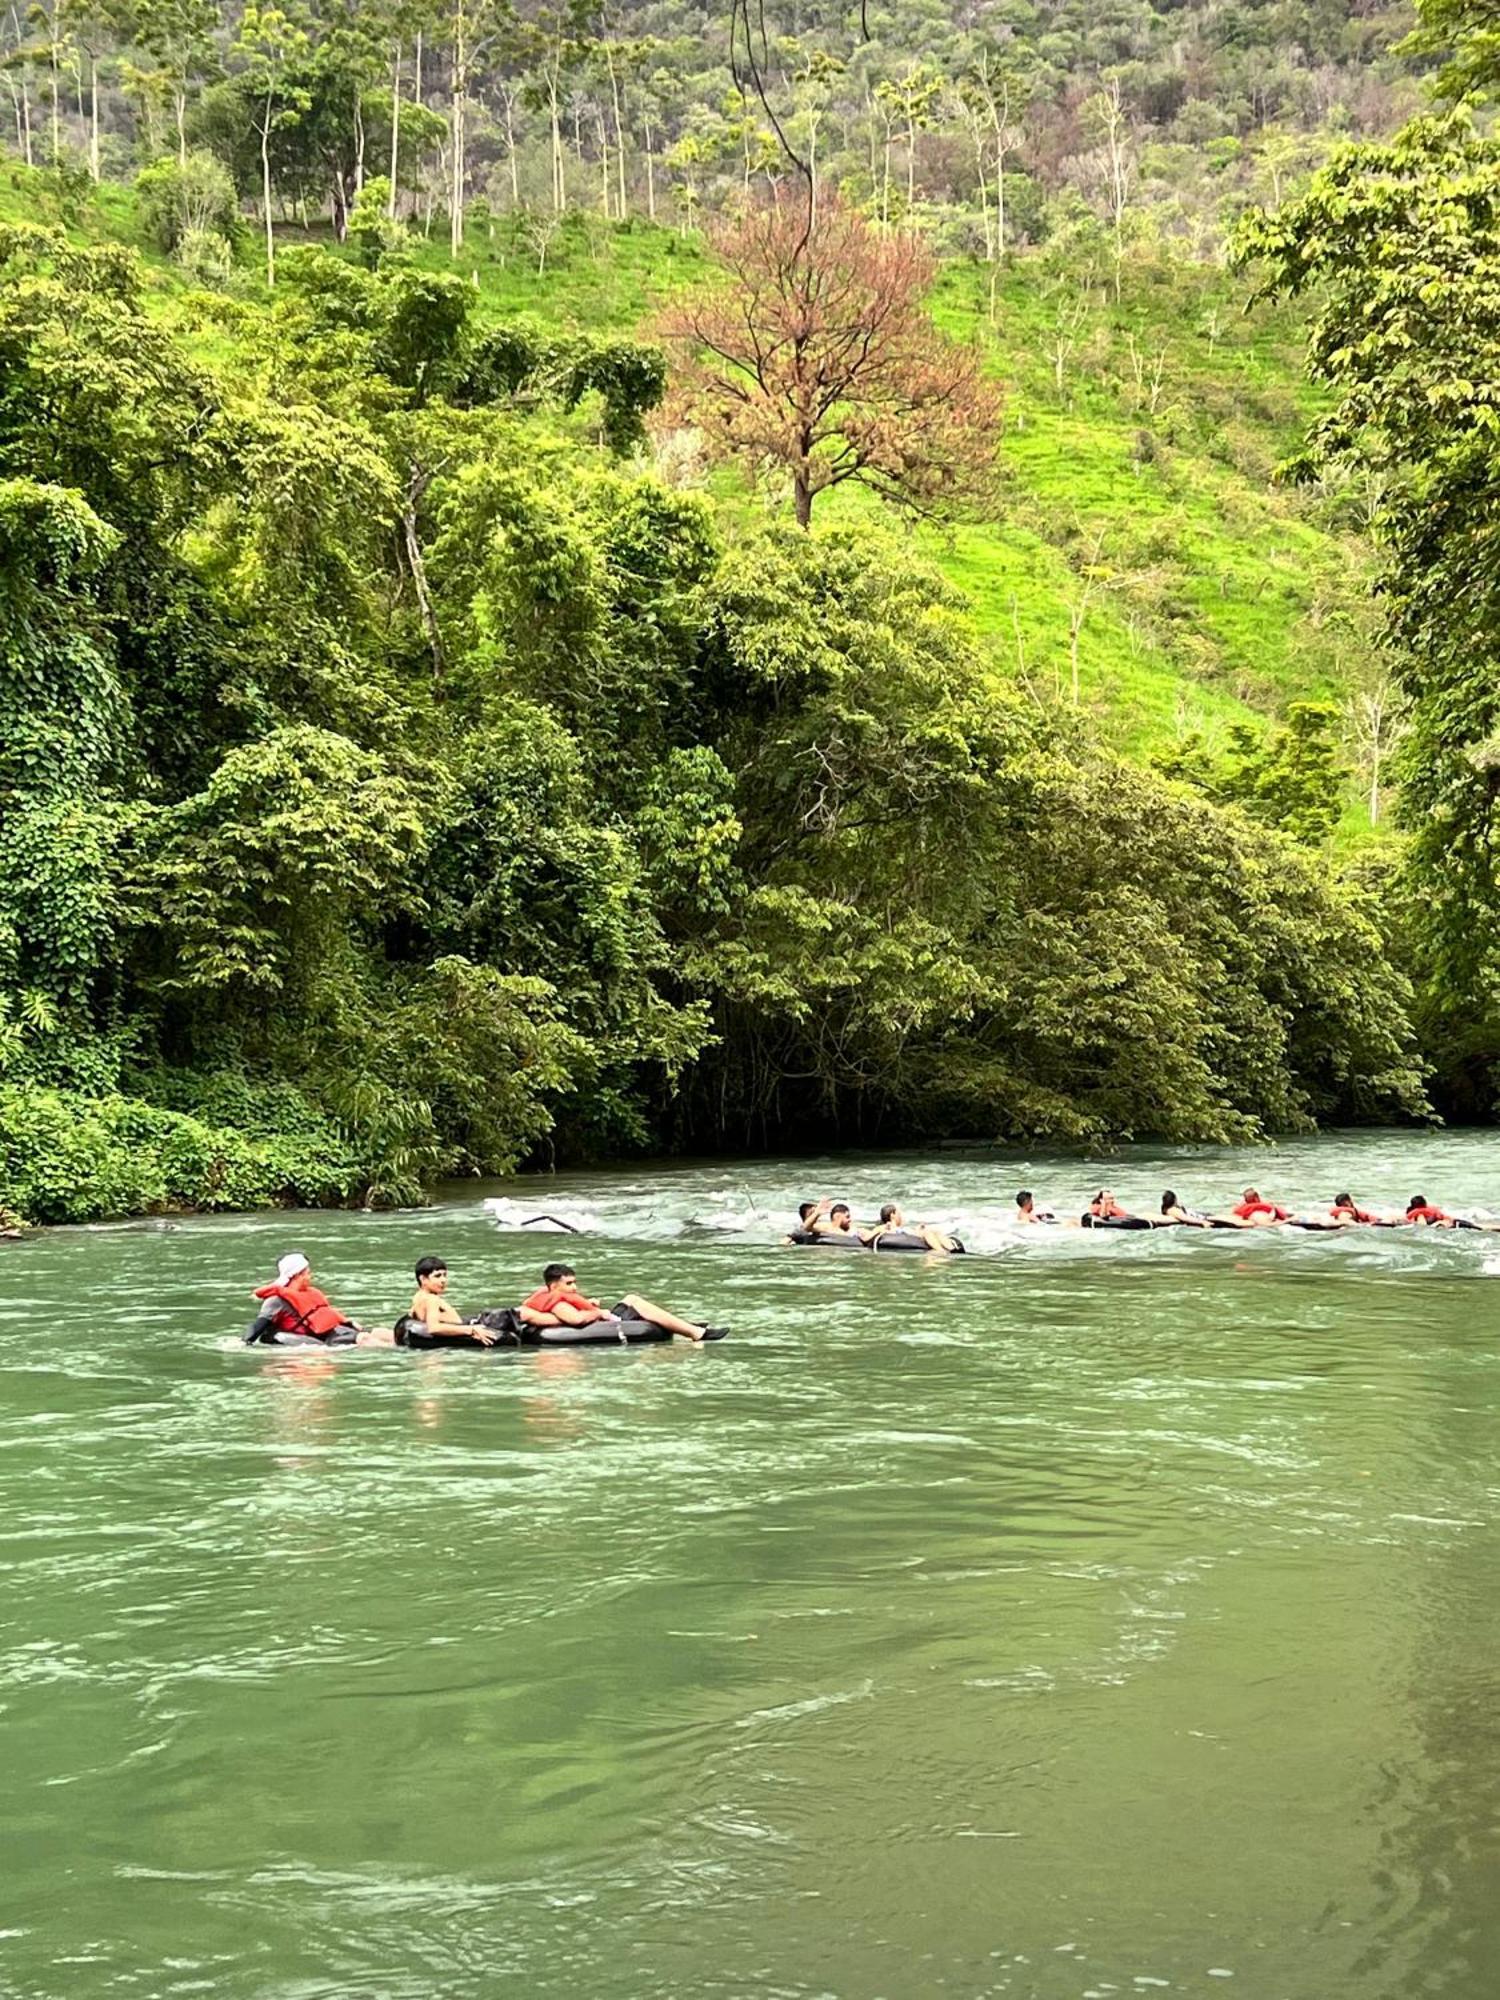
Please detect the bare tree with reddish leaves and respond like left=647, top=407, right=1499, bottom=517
left=656, top=191, right=1003, bottom=528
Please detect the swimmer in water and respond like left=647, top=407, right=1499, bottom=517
left=403, top=1256, right=500, bottom=1344
left=1404, top=1195, right=1482, bottom=1230
left=519, top=1264, right=729, bottom=1341
left=814, top=1201, right=861, bottom=1239
left=1230, top=1188, right=1295, bottom=1225
left=246, top=1253, right=394, bottom=1346
left=865, top=1203, right=960, bottom=1252
left=1327, top=1193, right=1398, bottom=1227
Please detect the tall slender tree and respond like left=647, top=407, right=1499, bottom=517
left=234, top=3, right=310, bottom=285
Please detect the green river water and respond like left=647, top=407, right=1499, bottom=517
left=5, top=1133, right=1500, bottom=2000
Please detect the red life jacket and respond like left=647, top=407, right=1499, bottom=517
left=522, top=1283, right=600, bottom=1316
left=1405, top=1205, right=1446, bottom=1225
left=1334, top=1203, right=1377, bottom=1225
left=1233, top=1199, right=1290, bottom=1221
left=252, top=1279, right=348, bottom=1337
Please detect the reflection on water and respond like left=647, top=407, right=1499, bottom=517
left=2, top=1133, right=1500, bottom=1998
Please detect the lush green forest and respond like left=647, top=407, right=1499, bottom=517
left=5, top=0, right=1497, bottom=1224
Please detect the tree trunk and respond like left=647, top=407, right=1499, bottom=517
left=353, top=86, right=365, bottom=195
left=261, top=89, right=275, bottom=285
left=606, top=42, right=626, bottom=219
left=548, top=72, right=563, bottom=211
left=175, top=85, right=187, bottom=166
left=87, top=50, right=98, bottom=180
left=402, top=470, right=446, bottom=685
left=20, top=62, right=31, bottom=166
left=973, top=131, right=991, bottom=259
left=388, top=42, right=401, bottom=216
left=794, top=458, right=812, bottom=528
left=505, top=92, right=518, bottom=206
left=450, top=0, right=465, bottom=256
left=906, top=116, right=915, bottom=209
left=644, top=112, right=655, bottom=221
left=49, top=34, right=59, bottom=167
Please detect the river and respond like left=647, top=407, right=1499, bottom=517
left=4, top=1131, right=1500, bottom=1999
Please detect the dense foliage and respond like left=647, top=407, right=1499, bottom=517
left=0, top=0, right=1477, bottom=1221
left=1234, top=0, right=1500, bottom=1117
left=0, top=199, right=1431, bottom=1222
left=0, top=0, right=1417, bottom=274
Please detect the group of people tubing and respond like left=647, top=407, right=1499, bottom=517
left=1051, top=1186, right=1500, bottom=1230
left=246, top=1251, right=730, bottom=1349
left=789, top=1187, right=1500, bottom=1250
left=244, top=1182, right=1495, bottom=1345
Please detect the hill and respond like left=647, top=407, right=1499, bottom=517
left=0, top=159, right=1384, bottom=803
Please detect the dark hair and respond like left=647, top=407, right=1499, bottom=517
left=1407, top=1196, right=1426, bottom=1212
left=1334, top=1192, right=1353, bottom=1209
left=542, top=1262, right=575, bottom=1286
left=415, top=1255, right=448, bottom=1280
left=1161, top=1191, right=1178, bottom=1213
left=798, top=1201, right=816, bottom=1222
left=1016, top=1189, right=1032, bottom=1206
left=831, top=1202, right=851, bottom=1219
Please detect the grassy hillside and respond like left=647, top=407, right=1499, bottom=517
left=0, top=160, right=1375, bottom=793
left=353, top=211, right=1379, bottom=785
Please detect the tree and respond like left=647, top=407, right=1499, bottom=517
left=133, top=0, right=216, bottom=162
left=233, top=3, right=311, bottom=286
left=657, top=190, right=1003, bottom=529
left=1235, top=104, right=1500, bottom=1062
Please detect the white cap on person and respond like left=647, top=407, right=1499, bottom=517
left=277, top=1252, right=310, bottom=1285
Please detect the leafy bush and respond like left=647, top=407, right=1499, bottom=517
left=0, top=1087, right=360, bottom=1225
left=135, top=151, right=239, bottom=256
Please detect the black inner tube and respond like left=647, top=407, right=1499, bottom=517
left=787, top=1229, right=964, bottom=1253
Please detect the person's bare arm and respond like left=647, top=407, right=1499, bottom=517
left=549, top=1300, right=612, bottom=1326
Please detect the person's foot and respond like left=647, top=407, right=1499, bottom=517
left=700, top=1325, right=730, bottom=1341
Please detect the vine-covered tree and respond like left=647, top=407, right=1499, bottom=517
left=658, top=189, right=1003, bottom=526
left=1236, top=100, right=1500, bottom=1105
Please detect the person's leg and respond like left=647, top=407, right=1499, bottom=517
left=919, top=1227, right=956, bottom=1252
left=617, top=1292, right=707, bottom=1340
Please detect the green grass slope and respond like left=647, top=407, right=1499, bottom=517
left=0, top=162, right=1372, bottom=787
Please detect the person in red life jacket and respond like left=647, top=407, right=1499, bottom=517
left=1329, top=1192, right=1397, bottom=1227
left=1404, top=1195, right=1480, bottom=1230
left=1230, top=1188, right=1294, bottom=1224
left=520, top=1263, right=728, bottom=1342
left=246, top=1253, right=393, bottom=1345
